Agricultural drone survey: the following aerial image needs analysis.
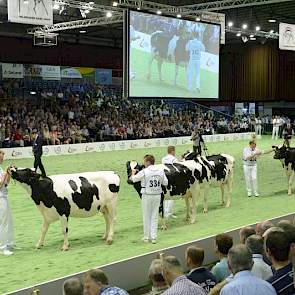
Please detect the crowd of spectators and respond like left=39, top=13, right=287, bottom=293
left=62, top=218, right=295, bottom=295
left=0, top=82, right=283, bottom=149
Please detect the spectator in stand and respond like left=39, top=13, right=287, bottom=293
left=266, top=231, right=295, bottom=294
left=83, top=269, right=129, bottom=295
left=63, top=278, right=83, bottom=295
left=161, top=255, right=207, bottom=295
left=239, top=226, right=256, bottom=244
left=211, top=234, right=233, bottom=282
left=256, top=220, right=274, bottom=237
left=245, top=235, right=273, bottom=280
left=220, top=245, right=276, bottom=295
left=186, top=246, right=217, bottom=292
left=145, top=259, right=169, bottom=295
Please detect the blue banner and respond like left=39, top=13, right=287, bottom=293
left=95, top=68, right=112, bottom=85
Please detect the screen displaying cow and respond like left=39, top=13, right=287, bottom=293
left=128, top=10, right=220, bottom=99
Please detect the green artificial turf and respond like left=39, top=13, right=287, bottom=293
left=130, top=49, right=218, bottom=98
left=1, top=136, right=294, bottom=294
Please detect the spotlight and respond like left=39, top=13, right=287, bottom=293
left=112, top=1, right=118, bottom=6
left=106, top=11, right=113, bottom=17
left=84, top=9, right=90, bottom=14
left=242, top=36, right=248, bottom=43
left=53, top=3, right=60, bottom=10
left=236, top=32, right=241, bottom=37
left=250, top=37, right=256, bottom=41
left=268, top=19, right=276, bottom=23
left=177, top=14, right=181, bottom=18
left=89, top=1, right=94, bottom=4
left=137, top=7, right=141, bottom=10
left=255, top=26, right=260, bottom=31
left=196, top=17, right=201, bottom=21
left=30, top=91, right=36, bottom=95
left=270, top=29, right=274, bottom=33
left=249, top=34, right=254, bottom=38
left=156, top=10, right=162, bottom=15
left=79, top=30, right=86, bottom=33
left=242, top=24, right=248, bottom=29
left=228, top=21, right=233, bottom=27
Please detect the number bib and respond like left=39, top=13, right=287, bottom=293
left=144, top=175, right=163, bottom=195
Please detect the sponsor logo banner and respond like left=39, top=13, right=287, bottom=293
left=8, top=0, right=53, bottom=26
left=2, top=63, right=24, bottom=79
left=42, top=65, right=61, bottom=80
left=279, top=23, right=295, bottom=51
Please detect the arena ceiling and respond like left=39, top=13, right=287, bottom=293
left=0, top=0, right=294, bottom=46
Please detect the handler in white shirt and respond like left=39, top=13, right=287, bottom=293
left=272, top=116, right=280, bottom=140
left=0, top=150, right=14, bottom=256
left=161, top=146, right=177, bottom=219
left=243, top=140, right=273, bottom=197
left=131, top=155, right=168, bottom=244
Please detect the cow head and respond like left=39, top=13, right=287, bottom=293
left=10, top=167, right=41, bottom=185
left=272, top=145, right=287, bottom=160
left=126, top=161, right=144, bottom=184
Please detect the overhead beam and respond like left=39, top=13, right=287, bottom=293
left=180, top=0, right=294, bottom=12
left=27, top=14, right=123, bottom=34
left=226, top=26, right=279, bottom=39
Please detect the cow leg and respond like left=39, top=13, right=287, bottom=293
left=226, top=180, right=233, bottom=208
left=220, top=184, right=225, bottom=206
left=36, top=219, right=49, bottom=249
left=60, top=217, right=70, bottom=251
left=202, top=189, right=208, bottom=214
left=288, top=171, right=294, bottom=196
left=190, top=191, right=197, bottom=224
left=105, top=202, right=116, bottom=244
left=185, top=195, right=190, bottom=222
left=101, top=207, right=110, bottom=241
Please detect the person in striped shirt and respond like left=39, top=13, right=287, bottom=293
left=266, top=231, right=295, bottom=295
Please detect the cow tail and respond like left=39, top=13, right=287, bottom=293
left=159, top=193, right=164, bottom=217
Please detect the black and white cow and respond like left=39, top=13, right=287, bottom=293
left=181, top=151, right=235, bottom=211
left=273, top=145, right=295, bottom=195
left=126, top=154, right=234, bottom=228
left=10, top=167, right=120, bottom=250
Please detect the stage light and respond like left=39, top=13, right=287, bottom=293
left=79, top=30, right=86, bottom=33
left=156, top=10, right=162, bottom=15
left=113, top=1, right=118, bottom=6
left=177, top=14, right=181, bottom=18
left=30, top=91, right=36, bottom=95
left=242, top=24, right=248, bottom=29
left=106, top=11, right=113, bottom=17
left=242, top=36, right=248, bottom=43
left=236, top=32, right=241, bottom=37
left=84, top=9, right=90, bottom=14
left=249, top=34, right=254, bottom=38
left=53, top=3, right=60, bottom=10
left=270, top=29, right=274, bottom=33
left=255, top=26, right=260, bottom=31
left=250, top=37, right=256, bottom=41
left=137, top=7, right=141, bottom=10
left=89, top=1, right=94, bottom=4
left=196, top=17, right=201, bottom=21
left=268, top=19, right=276, bottom=23
left=228, top=21, right=233, bottom=27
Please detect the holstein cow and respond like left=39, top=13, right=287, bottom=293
left=126, top=155, right=234, bottom=229
left=273, top=145, right=295, bottom=195
left=181, top=151, right=235, bottom=211
left=10, top=167, right=120, bottom=250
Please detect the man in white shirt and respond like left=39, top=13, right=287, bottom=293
left=272, top=116, right=280, bottom=140
left=0, top=150, right=14, bottom=256
left=243, top=140, right=273, bottom=197
left=245, top=234, right=273, bottom=280
left=186, top=31, right=205, bottom=92
left=161, top=146, right=177, bottom=219
left=131, top=155, right=168, bottom=244
left=255, top=117, right=262, bottom=136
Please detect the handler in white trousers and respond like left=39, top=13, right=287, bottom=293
left=272, top=116, right=280, bottom=140
left=131, top=155, right=168, bottom=244
left=0, top=150, right=14, bottom=256
left=243, top=140, right=273, bottom=197
left=161, top=146, right=177, bottom=219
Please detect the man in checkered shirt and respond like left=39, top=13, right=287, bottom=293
left=161, top=255, right=207, bottom=295
left=83, top=269, right=129, bottom=295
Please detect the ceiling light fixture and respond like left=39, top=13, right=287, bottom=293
left=196, top=17, right=201, bottom=21
left=80, top=30, right=86, bottom=33
left=112, top=1, right=118, bottom=6
left=236, top=32, right=241, bottom=37
left=177, top=14, right=181, bottom=18
left=156, top=10, right=162, bottom=15
left=242, top=24, right=248, bottom=29
left=106, top=11, right=113, bottom=17
left=228, top=21, right=233, bottom=27
left=268, top=19, right=276, bottom=23
left=255, top=26, right=260, bottom=31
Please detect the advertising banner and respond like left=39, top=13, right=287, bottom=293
left=8, top=0, right=53, bottom=26
left=2, top=63, right=24, bottom=79
left=42, top=65, right=61, bottom=80
left=24, top=64, right=43, bottom=77
left=95, top=69, right=112, bottom=85
left=279, top=22, right=295, bottom=51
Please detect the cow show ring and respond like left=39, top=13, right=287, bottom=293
left=1, top=133, right=294, bottom=295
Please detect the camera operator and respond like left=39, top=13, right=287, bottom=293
left=191, top=127, right=206, bottom=156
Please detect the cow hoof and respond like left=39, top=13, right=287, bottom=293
left=102, top=234, right=107, bottom=240
left=61, top=244, right=69, bottom=251
left=220, top=201, right=225, bottom=206
left=190, top=219, right=196, bottom=224
left=225, top=204, right=230, bottom=208
left=106, top=239, right=113, bottom=245
left=161, top=225, right=167, bottom=231
left=203, top=209, right=208, bottom=214
left=35, top=244, right=43, bottom=249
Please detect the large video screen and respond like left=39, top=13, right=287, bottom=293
left=128, top=10, right=220, bottom=98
